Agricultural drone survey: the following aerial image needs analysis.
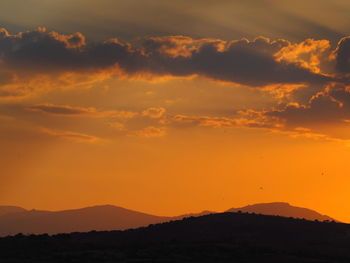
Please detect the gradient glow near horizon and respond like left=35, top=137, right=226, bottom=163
left=1, top=0, right=350, bottom=222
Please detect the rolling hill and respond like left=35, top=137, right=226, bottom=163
left=227, top=202, right=335, bottom=221
left=0, top=212, right=349, bottom=262
left=0, top=202, right=336, bottom=236
left=0, top=206, right=27, bottom=217
left=0, top=205, right=170, bottom=236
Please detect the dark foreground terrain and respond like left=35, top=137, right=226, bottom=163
left=1, top=212, right=349, bottom=263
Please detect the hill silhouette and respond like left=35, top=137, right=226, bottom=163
left=0, top=206, right=27, bottom=217
left=0, top=212, right=349, bottom=262
left=227, top=202, right=335, bottom=221
left=0, top=202, right=336, bottom=236
left=0, top=205, right=170, bottom=236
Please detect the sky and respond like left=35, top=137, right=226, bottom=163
left=1, top=0, right=350, bottom=222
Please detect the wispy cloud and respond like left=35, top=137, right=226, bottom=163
left=27, top=104, right=138, bottom=119
left=39, top=128, right=103, bottom=143
left=142, top=107, right=166, bottom=119
left=127, top=126, right=166, bottom=138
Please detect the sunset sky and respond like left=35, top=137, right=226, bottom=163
left=2, top=0, right=350, bottom=222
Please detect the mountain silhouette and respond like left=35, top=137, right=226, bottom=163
left=227, top=202, right=335, bottom=221
left=0, top=202, right=336, bottom=236
left=0, top=206, right=27, bottom=217
left=0, top=212, right=349, bottom=262
left=0, top=205, right=170, bottom=236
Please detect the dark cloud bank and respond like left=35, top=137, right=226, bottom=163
left=2, top=28, right=350, bottom=140
left=1, top=27, right=347, bottom=87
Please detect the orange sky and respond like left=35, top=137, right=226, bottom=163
left=1, top=0, right=350, bottom=222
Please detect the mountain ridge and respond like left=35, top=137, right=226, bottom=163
left=0, top=202, right=337, bottom=236
left=0, top=206, right=27, bottom=217
left=226, top=202, right=335, bottom=222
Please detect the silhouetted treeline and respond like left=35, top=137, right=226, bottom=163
left=1, top=212, right=350, bottom=262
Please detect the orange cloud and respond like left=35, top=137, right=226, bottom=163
left=128, top=126, right=166, bottom=138
left=333, top=36, right=350, bottom=73
left=275, top=39, right=331, bottom=73
left=172, top=112, right=282, bottom=129
left=233, top=83, right=350, bottom=142
left=169, top=110, right=350, bottom=144
left=142, top=107, right=166, bottom=119
left=2, top=27, right=350, bottom=143
left=265, top=83, right=350, bottom=127
left=27, top=104, right=138, bottom=119
left=108, top=122, right=126, bottom=131
left=261, top=83, right=309, bottom=101
left=141, top=36, right=226, bottom=58
left=0, top=27, right=342, bottom=101
left=269, top=127, right=350, bottom=145
left=40, top=128, right=102, bottom=143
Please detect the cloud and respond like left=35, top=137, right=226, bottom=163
left=40, top=128, right=102, bottom=143
left=163, top=82, right=350, bottom=142
left=274, top=39, right=331, bottom=74
left=0, top=27, right=343, bottom=100
left=138, top=36, right=333, bottom=86
left=167, top=110, right=350, bottom=143
left=266, top=83, right=350, bottom=127
left=26, top=103, right=138, bottom=119
left=0, top=27, right=134, bottom=74
left=170, top=111, right=282, bottom=130
left=127, top=126, right=166, bottom=138
left=333, top=36, right=350, bottom=73
left=142, top=107, right=166, bottom=118
left=27, top=104, right=97, bottom=116
left=269, top=127, right=350, bottom=144
left=2, top=28, right=350, bottom=143
left=108, top=122, right=126, bottom=131
left=0, top=88, right=30, bottom=99
left=219, top=83, right=350, bottom=141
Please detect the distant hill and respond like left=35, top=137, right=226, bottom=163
left=226, top=202, right=335, bottom=221
left=0, top=206, right=27, bottom=217
left=1, top=212, right=350, bottom=262
left=0, top=205, right=170, bottom=236
left=0, top=202, right=336, bottom=236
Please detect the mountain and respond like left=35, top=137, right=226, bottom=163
left=0, top=206, right=27, bottom=217
left=1, top=212, right=350, bottom=262
left=0, top=202, right=336, bottom=236
left=0, top=205, right=170, bottom=236
left=226, top=202, right=335, bottom=221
